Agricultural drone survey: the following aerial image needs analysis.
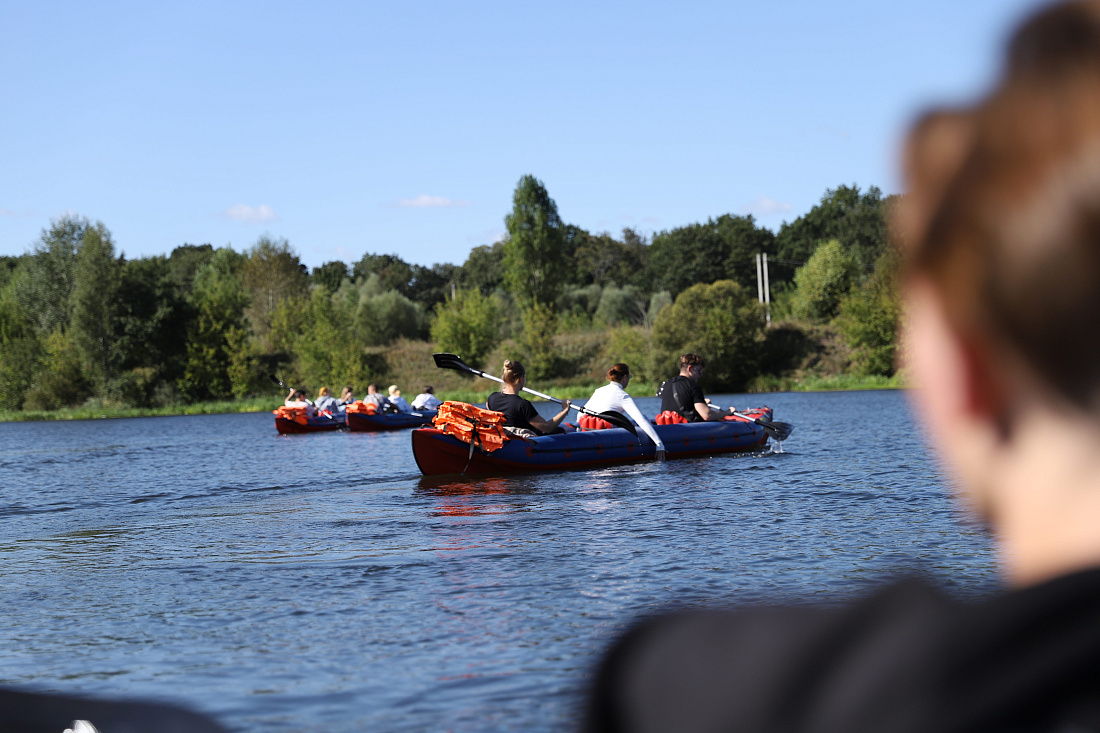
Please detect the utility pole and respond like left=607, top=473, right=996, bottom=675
left=763, top=253, right=771, bottom=325
left=756, top=253, right=764, bottom=303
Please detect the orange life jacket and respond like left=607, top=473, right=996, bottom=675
left=432, top=400, right=509, bottom=452
left=655, top=410, right=688, bottom=425
left=273, top=406, right=310, bottom=425
left=344, top=400, right=376, bottom=415
left=578, top=413, right=614, bottom=430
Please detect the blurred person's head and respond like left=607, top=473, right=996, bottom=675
left=900, top=0, right=1100, bottom=584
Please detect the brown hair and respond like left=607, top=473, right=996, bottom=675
left=502, top=360, right=526, bottom=385
left=607, top=363, right=631, bottom=382
left=679, top=353, right=705, bottom=369
left=902, top=0, right=1100, bottom=411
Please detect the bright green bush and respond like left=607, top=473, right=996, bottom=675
left=595, top=284, right=644, bottom=326
left=836, top=250, right=901, bottom=376
left=653, top=279, right=765, bottom=390
left=790, top=239, right=857, bottom=321
left=357, top=288, right=429, bottom=345
left=519, top=302, right=559, bottom=379
left=431, top=289, right=500, bottom=369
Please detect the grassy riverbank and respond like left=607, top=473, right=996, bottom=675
left=0, top=374, right=903, bottom=422
left=0, top=397, right=282, bottom=422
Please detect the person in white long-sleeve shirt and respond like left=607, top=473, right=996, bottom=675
left=411, top=385, right=443, bottom=411
left=584, top=363, right=666, bottom=461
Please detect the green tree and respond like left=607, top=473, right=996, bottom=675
left=774, top=185, right=888, bottom=282
left=573, top=229, right=649, bottom=287
left=410, top=262, right=460, bottom=310
left=357, top=286, right=429, bottom=346
left=0, top=279, right=41, bottom=410
left=14, top=215, right=90, bottom=335
left=109, top=256, right=189, bottom=405
left=23, top=330, right=89, bottom=410
left=653, top=280, right=765, bottom=391
left=430, top=289, right=499, bottom=369
left=312, top=260, right=350, bottom=294
left=179, top=248, right=248, bottom=401
left=459, top=243, right=505, bottom=294
left=167, top=244, right=215, bottom=295
left=353, top=253, right=415, bottom=295
left=242, top=236, right=309, bottom=345
left=295, top=287, right=368, bottom=391
left=503, top=175, right=568, bottom=308
left=70, top=223, right=120, bottom=391
left=518, top=301, right=559, bottom=379
left=836, top=249, right=901, bottom=376
left=603, top=325, right=660, bottom=385
left=0, top=256, right=22, bottom=290
left=647, top=214, right=775, bottom=296
left=595, top=284, right=645, bottom=326
left=790, top=239, right=857, bottom=321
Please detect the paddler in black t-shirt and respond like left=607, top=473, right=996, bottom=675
left=656, top=353, right=733, bottom=422
left=486, top=359, right=572, bottom=436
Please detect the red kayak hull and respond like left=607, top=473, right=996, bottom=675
left=275, top=415, right=346, bottom=434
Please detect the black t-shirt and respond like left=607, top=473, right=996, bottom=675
left=486, top=392, right=541, bottom=433
left=657, top=375, right=706, bottom=422
left=584, top=568, right=1100, bottom=733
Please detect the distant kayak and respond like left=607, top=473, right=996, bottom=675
left=274, top=406, right=346, bottom=434
left=412, top=407, right=776, bottom=476
left=273, top=403, right=438, bottom=434
left=346, top=409, right=437, bottom=432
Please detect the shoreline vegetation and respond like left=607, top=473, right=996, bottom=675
left=1, top=179, right=901, bottom=421
left=0, top=374, right=904, bottom=423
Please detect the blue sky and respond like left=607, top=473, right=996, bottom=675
left=1, top=0, right=1042, bottom=269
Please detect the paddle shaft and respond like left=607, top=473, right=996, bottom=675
left=462, top=366, right=594, bottom=416
left=270, top=375, right=339, bottom=421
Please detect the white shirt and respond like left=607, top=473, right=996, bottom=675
left=583, top=381, right=665, bottom=452
left=411, top=393, right=442, bottom=411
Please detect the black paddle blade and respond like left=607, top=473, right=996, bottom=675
left=433, top=352, right=475, bottom=374
left=598, top=405, right=642, bottom=433
left=757, top=419, right=793, bottom=442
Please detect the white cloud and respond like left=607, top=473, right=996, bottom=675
left=395, top=194, right=469, bottom=208
left=221, top=204, right=277, bottom=224
left=0, top=208, right=18, bottom=217
left=739, top=196, right=793, bottom=217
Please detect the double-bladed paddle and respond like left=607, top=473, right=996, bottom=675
left=269, top=375, right=342, bottom=424
left=432, top=353, right=638, bottom=437
left=728, top=409, right=794, bottom=442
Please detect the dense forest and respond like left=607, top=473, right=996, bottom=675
left=0, top=177, right=900, bottom=412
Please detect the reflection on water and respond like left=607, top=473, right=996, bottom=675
left=0, top=391, right=997, bottom=731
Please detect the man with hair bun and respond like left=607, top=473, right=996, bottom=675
left=584, top=2, right=1100, bottom=731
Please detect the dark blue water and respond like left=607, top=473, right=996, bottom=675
left=0, top=390, right=997, bottom=731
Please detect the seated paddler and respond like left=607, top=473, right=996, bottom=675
left=315, top=386, right=339, bottom=414
left=486, top=359, right=572, bottom=437
left=584, top=363, right=666, bottom=461
left=656, top=353, right=733, bottom=422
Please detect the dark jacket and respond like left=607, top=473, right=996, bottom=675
left=584, top=568, right=1100, bottom=733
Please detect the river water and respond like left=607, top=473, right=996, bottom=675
left=0, top=390, right=997, bottom=731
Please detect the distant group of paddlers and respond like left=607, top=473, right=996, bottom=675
left=284, top=383, right=442, bottom=417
